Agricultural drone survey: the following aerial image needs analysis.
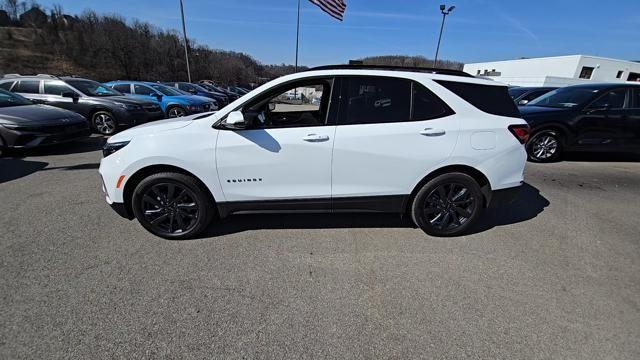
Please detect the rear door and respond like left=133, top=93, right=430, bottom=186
left=331, top=76, right=457, bottom=204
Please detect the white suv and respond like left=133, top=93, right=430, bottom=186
left=99, top=66, right=529, bottom=239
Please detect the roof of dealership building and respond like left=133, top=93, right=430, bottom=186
left=464, top=55, right=640, bottom=87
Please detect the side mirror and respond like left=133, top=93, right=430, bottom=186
left=62, top=91, right=78, bottom=99
left=268, top=102, right=276, bottom=112
left=188, top=89, right=197, bottom=94
left=224, top=110, right=248, bottom=129
left=586, top=104, right=610, bottom=114
left=153, top=93, right=163, bottom=100
left=518, top=99, right=529, bottom=105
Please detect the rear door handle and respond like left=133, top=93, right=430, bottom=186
left=302, top=134, right=330, bottom=142
left=419, top=128, right=446, bottom=136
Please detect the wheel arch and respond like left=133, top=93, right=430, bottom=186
left=529, top=122, right=573, bottom=146
left=121, top=164, right=216, bottom=219
left=406, top=164, right=492, bottom=214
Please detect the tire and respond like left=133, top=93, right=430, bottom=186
left=131, top=172, right=215, bottom=239
left=167, top=106, right=187, bottom=118
left=411, top=173, right=483, bottom=237
left=527, top=130, right=562, bottom=162
left=0, top=136, right=5, bottom=157
left=92, top=111, right=118, bottom=135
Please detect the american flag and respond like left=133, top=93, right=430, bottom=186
left=309, top=0, right=347, bottom=21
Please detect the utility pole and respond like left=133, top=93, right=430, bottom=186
left=434, top=4, right=455, bottom=68
left=179, top=0, right=192, bottom=82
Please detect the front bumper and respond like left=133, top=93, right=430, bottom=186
left=487, top=184, right=522, bottom=208
left=115, top=107, right=165, bottom=127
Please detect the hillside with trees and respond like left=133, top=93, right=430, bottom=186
left=0, top=1, right=464, bottom=85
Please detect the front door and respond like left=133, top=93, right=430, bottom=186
left=575, top=88, right=631, bottom=149
left=216, top=77, right=336, bottom=202
left=42, top=80, right=79, bottom=112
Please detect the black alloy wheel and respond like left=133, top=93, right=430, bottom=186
left=132, top=172, right=215, bottom=239
left=411, top=173, right=482, bottom=237
left=92, top=111, right=118, bottom=135
left=527, top=130, right=562, bottom=162
left=167, top=106, right=187, bottom=118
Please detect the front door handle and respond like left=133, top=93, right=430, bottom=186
left=302, top=134, right=330, bottom=142
left=419, top=128, right=446, bottom=136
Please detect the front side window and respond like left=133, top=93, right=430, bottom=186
left=66, top=80, right=121, bottom=97
left=13, top=80, right=40, bottom=94
left=588, top=89, right=628, bottom=109
left=134, top=84, right=155, bottom=96
left=244, top=79, right=332, bottom=128
left=43, top=81, right=74, bottom=96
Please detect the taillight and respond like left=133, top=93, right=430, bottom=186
left=508, top=125, right=530, bottom=144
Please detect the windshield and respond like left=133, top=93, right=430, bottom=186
left=66, top=80, right=122, bottom=97
left=0, top=89, right=33, bottom=107
left=527, top=87, right=599, bottom=108
left=508, top=88, right=529, bottom=100
left=150, top=84, right=184, bottom=96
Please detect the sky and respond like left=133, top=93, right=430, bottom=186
left=37, top=0, right=640, bottom=66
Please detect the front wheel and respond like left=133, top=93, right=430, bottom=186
left=527, top=130, right=562, bottom=162
left=92, top=111, right=118, bottom=135
left=411, top=173, right=483, bottom=237
left=167, top=106, right=187, bottom=118
left=131, top=172, right=215, bottom=239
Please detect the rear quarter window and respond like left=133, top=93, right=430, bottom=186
left=435, top=80, right=520, bottom=118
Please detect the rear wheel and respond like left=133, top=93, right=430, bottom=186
left=92, top=111, right=118, bottom=135
left=527, top=130, right=562, bottom=162
left=131, top=172, right=215, bottom=239
left=411, top=173, right=483, bottom=237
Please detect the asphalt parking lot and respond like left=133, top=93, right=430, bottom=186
left=1, top=137, right=639, bottom=359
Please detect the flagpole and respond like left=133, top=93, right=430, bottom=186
left=294, top=0, right=301, bottom=73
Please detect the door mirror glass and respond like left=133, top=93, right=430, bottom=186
left=62, top=91, right=78, bottom=99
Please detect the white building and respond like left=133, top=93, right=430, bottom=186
left=463, top=55, right=640, bottom=87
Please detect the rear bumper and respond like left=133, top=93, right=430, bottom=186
left=487, top=184, right=521, bottom=208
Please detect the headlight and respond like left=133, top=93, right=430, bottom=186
left=102, top=141, right=130, bottom=157
left=115, top=102, right=142, bottom=111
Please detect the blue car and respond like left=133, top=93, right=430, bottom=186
left=104, top=81, right=218, bottom=118
left=163, top=82, right=229, bottom=107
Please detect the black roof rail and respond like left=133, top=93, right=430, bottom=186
left=306, top=64, right=473, bottom=77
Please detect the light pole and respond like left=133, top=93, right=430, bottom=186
left=433, top=4, right=455, bottom=68
left=179, top=0, right=192, bottom=82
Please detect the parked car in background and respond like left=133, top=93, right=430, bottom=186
left=0, top=89, right=90, bottom=156
left=519, top=83, right=640, bottom=162
left=99, top=65, right=529, bottom=239
left=163, top=82, right=229, bottom=107
left=0, top=75, right=164, bottom=135
left=197, top=81, right=240, bottom=102
left=509, top=86, right=557, bottom=105
left=104, top=81, right=217, bottom=118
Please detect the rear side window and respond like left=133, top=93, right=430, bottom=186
left=435, top=80, right=520, bottom=118
left=43, top=81, right=73, bottom=96
left=13, top=80, right=40, bottom=94
left=113, top=84, right=131, bottom=94
left=339, top=77, right=452, bottom=125
left=0, top=81, right=14, bottom=90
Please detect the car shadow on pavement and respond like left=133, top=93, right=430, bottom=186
left=0, top=158, right=49, bottom=184
left=467, top=183, right=549, bottom=235
left=199, top=183, right=549, bottom=238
